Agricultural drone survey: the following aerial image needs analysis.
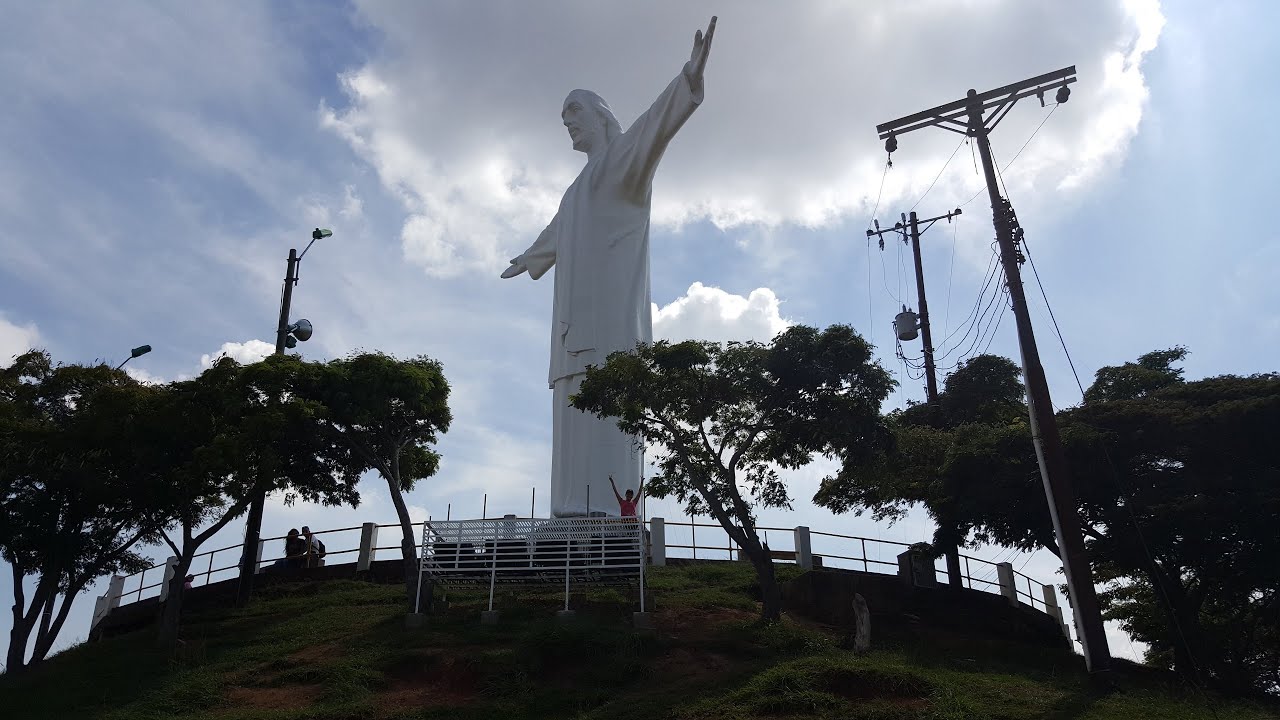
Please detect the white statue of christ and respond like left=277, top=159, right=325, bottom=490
left=502, top=17, right=717, bottom=517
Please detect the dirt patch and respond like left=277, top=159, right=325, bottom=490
left=662, top=647, right=735, bottom=682
left=375, top=656, right=477, bottom=709
left=224, top=684, right=322, bottom=710
left=289, top=642, right=342, bottom=663
left=659, top=606, right=758, bottom=639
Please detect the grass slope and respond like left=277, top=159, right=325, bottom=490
left=1, top=563, right=1274, bottom=720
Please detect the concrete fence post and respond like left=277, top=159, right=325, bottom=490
left=793, top=526, right=813, bottom=570
left=898, top=548, right=938, bottom=587
left=105, top=574, right=125, bottom=611
left=1042, top=584, right=1063, bottom=622
left=358, top=522, right=379, bottom=571
left=159, top=556, right=178, bottom=601
left=649, top=518, right=666, bottom=566
left=996, top=562, right=1018, bottom=606
left=255, top=539, right=266, bottom=574
left=91, top=595, right=109, bottom=631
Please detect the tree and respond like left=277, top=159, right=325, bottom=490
left=572, top=325, right=893, bottom=621
left=1, top=351, right=161, bottom=673
left=816, top=348, right=1280, bottom=696
left=816, top=354, right=1037, bottom=554
left=276, top=352, right=452, bottom=609
left=146, top=357, right=362, bottom=645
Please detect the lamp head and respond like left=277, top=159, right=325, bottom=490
left=312, top=228, right=333, bottom=241
left=130, top=345, right=152, bottom=359
left=288, top=319, right=313, bottom=342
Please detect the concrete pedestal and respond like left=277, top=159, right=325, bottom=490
left=633, top=611, right=654, bottom=631
left=481, top=610, right=500, bottom=625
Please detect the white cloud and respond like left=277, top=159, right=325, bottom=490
left=124, top=366, right=166, bottom=385
left=200, top=339, right=275, bottom=369
left=325, top=1, right=1163, bottom=278
left=0, top=313, right=40, bottom=366
left=653, top=282, right=791, bottom=343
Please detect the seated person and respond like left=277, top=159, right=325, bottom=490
left=283, top=528, right=307, bottom=569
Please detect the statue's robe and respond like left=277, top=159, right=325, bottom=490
left=517, top=70, right=702, bottom=517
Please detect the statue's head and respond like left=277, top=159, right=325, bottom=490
left=563, top=89, right=620, bottom=154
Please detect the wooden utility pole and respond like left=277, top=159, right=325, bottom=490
left=875, top=66, right=1112, bottom=673
left=868, top=207, right=962, bottom=586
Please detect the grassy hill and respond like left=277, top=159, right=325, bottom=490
left=1, top=563, right=1274, bottom=719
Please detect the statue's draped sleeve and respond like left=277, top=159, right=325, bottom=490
left=618, top=71, right=703, bottom=204
left=520, top=212, right=560, bottom=280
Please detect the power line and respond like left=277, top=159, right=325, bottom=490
left=935, top=245, right=1001, bottom=361
left=862, top=160, right=892, bottom=341
left=960, top=103, right=1060, bottom=209
left=910, top=135, right=968, bottom=213
left=1021, top=237, right=1087, bottom=399
left=941, top=213, right=960, bottom=337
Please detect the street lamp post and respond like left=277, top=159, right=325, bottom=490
left=115, top=345, right=152, bottom=370
left=235, top=228, right=332, bottom=607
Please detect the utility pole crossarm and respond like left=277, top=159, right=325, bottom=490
left=876, top=66, right=1076, bottom=139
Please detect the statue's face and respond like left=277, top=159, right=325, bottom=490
left=562, top=96, right=605, bottom=154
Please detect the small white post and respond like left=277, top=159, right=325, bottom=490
left=91, top=594, right=108, bottom=628
left=690, top=513, right=697, bottom=560
left=1042, top=583, right=1063, bottom=621
left=413, top=521, right=426, bottom=614
left=637, top=518, right=646, bottom=613
left=487, top=520, right=498, bottom=611
left=105, top=574, right=125, bottom=611
left=649, top=518, right=667, bottom=566
left=159, top=556, right=178, bottom=601
left=793, top=526, right=813, bottom=570
left=996, top=562, right=1018, bottom=606
left=563, top=521, right=572, bottom=611
left=358, top=522, right=379, bottom=571
left=254, top=539, right=265, bottom=574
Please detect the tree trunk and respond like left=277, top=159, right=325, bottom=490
left=6, top=616, right=29, bottom=675
left=383, top=473, right=421, bottom=611
left=30, top=583, right=85, bottom=665
left=6, top=567, right=54, bottom=676
left=742, top=537, right=782, bottom=622
left=157, top=556, right=193, bottom=648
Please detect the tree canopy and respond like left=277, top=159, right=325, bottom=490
left=263, top=351, right=452, bottom=608
left=573, top=325, right=893, bottom=620
left=815, top=347, right=1280, bottom=696
left=1, top=351, right=161, bottom=672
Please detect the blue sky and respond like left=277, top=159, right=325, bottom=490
left=2, top=0, right=1276, bottom=664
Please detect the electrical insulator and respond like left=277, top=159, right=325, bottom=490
left=1055, top=85, right=1071, bottom=104
left=885, top=133, right=898, bottom=154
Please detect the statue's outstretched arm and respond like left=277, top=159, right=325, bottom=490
left=616, top=17, right=717, bottom=201
left=502, top=213, right=559, bottom=280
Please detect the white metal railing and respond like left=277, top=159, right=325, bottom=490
left=414, top=516, right=646, bottom=614
left=92, top=515, right=1067, bottom=640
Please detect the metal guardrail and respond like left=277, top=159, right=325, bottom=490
left=415, top=516, right=647, bottom=614
left=108, top=516, right=1059, bottom=624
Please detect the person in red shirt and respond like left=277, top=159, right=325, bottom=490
left=608, top=474, right=645, bottom=518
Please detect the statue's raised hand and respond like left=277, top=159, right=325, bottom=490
left=500, top=258, right=528, bottom=279
left=683, top=16, right=716, bottom=96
